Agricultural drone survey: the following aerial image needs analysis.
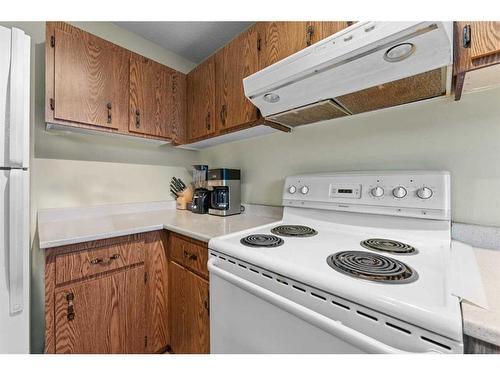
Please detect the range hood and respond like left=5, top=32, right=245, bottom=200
left=243, top=22, right=453, bottom=127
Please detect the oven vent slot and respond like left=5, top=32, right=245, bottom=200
left=262, top=273, right=273, bottom=279
left=356, top=310, right=378, bottom=321
left=277, top=279, right=289, bottom=285
left=238, top=263, right=247, bottom=269
left=249, top=268, right=259, bottom=274
left=311, top=292, right=327, bottom=301
left=420, top=336, right=452, bottom=351
left=386, top=322, right=411, bottom=335
left=331, top=300, right=350, bottom=310
left=292, top=285, right=306, bottom=293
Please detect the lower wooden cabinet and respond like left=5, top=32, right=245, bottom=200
left=169, top=261, right=210, bottom=354
left=168, top=232, right=210, bottom=354
left=45, top=231, right=168, bottom=354
left=54, top=265, right=146, bottom=354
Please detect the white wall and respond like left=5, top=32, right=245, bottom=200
left=201, top=88, right=500, bottom=227
left=0, top=21, right=200, bottom=353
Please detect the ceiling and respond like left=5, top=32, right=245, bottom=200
left=115, top=22, right=254, bottom=64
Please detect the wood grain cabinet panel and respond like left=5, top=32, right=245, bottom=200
left=45, top=232, right=169, bottom=354
left=54, top=265, right=146, bottom=354
left=129, top=55, right=172, bottom=138
left=53, top=27, right=129, bottom=130
left=256, top=22, right=312, bottom=69
left=186, top=55, right=216, bottom=141
left=169, top=233, right=208, bottom=278
left=55, top=238, right=145, bottom=284
left=170, top=70, right=187, bottom=144
left=454, top=21, right=500, bottom=100
left=216, top=25, right=260, bottom=132
left=169, top=261, right=210, bottom=354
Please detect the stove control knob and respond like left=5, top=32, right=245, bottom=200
left=371, top=186, right=384, bottom=198
left=288, top=185, right=297, bottom=194
left=392, top=186, right=407, bottom=199
left=417, top=186, right=433, bottom=199
left=300, top=186, right=309, bottom=195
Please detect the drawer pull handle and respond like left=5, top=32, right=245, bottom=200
left=183, top=250, right=198, bottom=261
left=89, top=253, right=121, bottom=266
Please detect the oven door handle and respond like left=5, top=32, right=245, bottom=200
left=208, top=258, right=429, bottom=354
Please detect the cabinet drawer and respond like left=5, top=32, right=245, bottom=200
left=169, top=234, right=208, bottom=278
left=55, top=238, right=145, bottom=284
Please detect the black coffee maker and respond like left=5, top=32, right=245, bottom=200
left=191, top=165, right=210, bottom=214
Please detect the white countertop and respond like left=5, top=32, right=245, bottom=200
left=38, top=201, right=282, bottom=249
left=462, top=246, right=500, bottom=346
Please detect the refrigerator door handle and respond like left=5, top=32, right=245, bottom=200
left=8, top=28, right=29, bottom=167
left=8, top=169, right=26, bottom=313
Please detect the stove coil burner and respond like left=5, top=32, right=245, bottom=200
left=240, top=234, right=284, bottom=248
left=327, top=251, right=418, bottom=284
left=271, top=225, right=318, bottom=237
left=360, top=238, right=417, bottom=255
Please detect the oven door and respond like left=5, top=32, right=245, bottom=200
left=208, top=257, right=420, bottom=354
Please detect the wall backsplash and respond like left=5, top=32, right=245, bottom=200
left=201, top=87, right=500, bottom=228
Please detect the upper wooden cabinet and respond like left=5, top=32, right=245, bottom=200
left=256, top=22, right=350, bottom=69
left=256, top=22, right=313, bottom=69
left=46, top=22, right=185, bottom=142
left=48, top=23, right=129, bottom=131
left=129, top=54, right=172, bottom=138
left=454, top=21, right=500, bottom=100
left=186, top=55, right=216, bottom=141
left=215, top=25, right=260, bottom=132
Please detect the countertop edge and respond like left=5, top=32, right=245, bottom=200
left=39, top=224, right=165, bottom=249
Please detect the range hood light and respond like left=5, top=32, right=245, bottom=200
left=383, top=43, right=416, bottom=62
left=263, top=93, right=280, bottom=103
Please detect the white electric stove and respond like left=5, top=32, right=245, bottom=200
left=208, top=171, right=471, bottom=354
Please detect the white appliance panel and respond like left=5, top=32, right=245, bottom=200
left=0, top=169, right=29, bottom=353
left=0, top=27, right=30, bottom=169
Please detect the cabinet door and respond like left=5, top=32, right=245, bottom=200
left=216, top=26, right=260, bottom=131
left=53, top=27, right=129, bottom=129
left=170, top=70, right=187, bottom=144
left=257, top=22, right=311, bottom=69
left=469, top=22, right=500, bottom=60
left=54, top=266, right=146, bottom=354
left=169, top=261, right=209, bottom=354
left=186, top=56, right=216, bottom=141
left=312, top=22, right=351, bottom=43
left=144, top=232, right=169, bottom=353
left=129, top=55, right=171, bottom=138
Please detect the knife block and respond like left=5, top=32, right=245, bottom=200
left=176, top=185, right=194, bottom=210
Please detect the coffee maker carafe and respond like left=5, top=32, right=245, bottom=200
left=208, top=169, right=241, bottom=216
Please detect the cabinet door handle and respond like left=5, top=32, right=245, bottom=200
left=66, top=292, right=75, bottom=321
left=220, top=105, right=227, bottom=126
left=306, top=25, right=315, bottom=46
left=463, top=24, right=471, bottom=48
left=204, top=299, right=210, bottom=315
left=107, top=102, right=112, bottom=123
left=205, top=112, right=211, bottom=130
left=135, top=109, right=141, bottom=128
left=183, top=249, right=198, bottom=261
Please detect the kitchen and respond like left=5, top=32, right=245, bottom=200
left=1, top=0, right=500, bottom=371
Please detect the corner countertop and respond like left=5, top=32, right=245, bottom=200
left=462, top=246, right=500, bottom=347
left=38, top=201, right=282, bottom=249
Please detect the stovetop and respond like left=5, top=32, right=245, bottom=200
left=208, top=211, right=461, bottom=342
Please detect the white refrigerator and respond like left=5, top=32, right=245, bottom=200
left=0, top=26, right=30, bottom=353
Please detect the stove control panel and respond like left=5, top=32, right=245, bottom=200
left=282, top=171, right=450, bottom=220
